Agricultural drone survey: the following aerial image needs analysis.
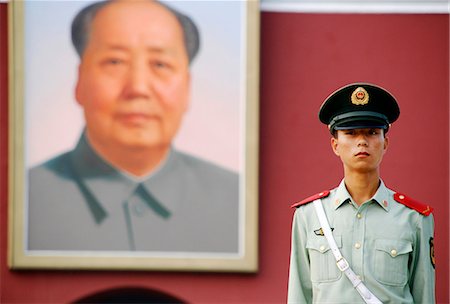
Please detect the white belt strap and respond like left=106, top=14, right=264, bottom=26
left=312, top=199, right=382, bottom=304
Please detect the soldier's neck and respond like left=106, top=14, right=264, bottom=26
left=344, top=171, right=380, bottom=206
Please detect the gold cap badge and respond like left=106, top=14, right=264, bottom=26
left=351, top=87, right=369, bottom=105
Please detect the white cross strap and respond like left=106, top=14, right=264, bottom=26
left=312, top=199, right=382, bottom=304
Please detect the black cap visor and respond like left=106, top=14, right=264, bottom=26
left=330, top=111, right=389, bottom=131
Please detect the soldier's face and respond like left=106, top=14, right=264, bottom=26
left=75, top=1, right=190, bottom=153
left=331, top=128, right=388, bottom=173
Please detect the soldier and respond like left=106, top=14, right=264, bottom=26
left=288, top=83, right=435, bottom=303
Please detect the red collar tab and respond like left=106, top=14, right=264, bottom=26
left=291, top=190, right=330, bottom=208
left=394, top=192, right=433, bottom=216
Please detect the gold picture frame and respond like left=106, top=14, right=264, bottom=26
left=8, top=0, right=259, bottom=272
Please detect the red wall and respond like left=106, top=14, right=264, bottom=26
left=259, top=12, right=449, bottom=303
left=1, top=4, right=449, bottom=303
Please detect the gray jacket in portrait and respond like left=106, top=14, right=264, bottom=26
left=28, top=133, right=239, bottom=253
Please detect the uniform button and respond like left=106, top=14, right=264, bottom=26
left=357, top=213, right=362, bottom=219
left=355, top=243, right=361, bottom=249
left=133, top=204, right=144, bottom=216
left=319, top=245, right=325, bottom=252
left=399, top=195, right=405, bottom=200
left=390, top=249, right=398, bottom=257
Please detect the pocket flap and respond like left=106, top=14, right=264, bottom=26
left=307, top=235, right=342, bottom=253
left=375, top=239, right=412, bottom=257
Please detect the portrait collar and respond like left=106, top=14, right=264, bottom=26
left=69, top=132, right=184, bottom=224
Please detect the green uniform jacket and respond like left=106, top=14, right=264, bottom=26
left=28, top=132, right=239, bottom=253
left=288, top=180, right=435, bottom=304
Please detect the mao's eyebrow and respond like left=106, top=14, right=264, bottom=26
left=102, top=44, right=178, bottom=55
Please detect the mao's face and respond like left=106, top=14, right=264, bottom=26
left=75, top=1, right=190, bottom=152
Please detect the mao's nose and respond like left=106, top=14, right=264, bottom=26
left=123, top=63, right=152, bottom=99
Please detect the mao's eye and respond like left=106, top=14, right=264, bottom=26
left=152, top=61, right=170, bottom=69
left=106, top=59, right=123, bottom=65
left=100, top=57, right=125, bottom=66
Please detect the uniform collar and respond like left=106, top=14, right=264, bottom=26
left=334, top=178, right=391, bottom=212
left=334, top=180, right=353, bottom=209
left=69, top=132, right=184, bottom=224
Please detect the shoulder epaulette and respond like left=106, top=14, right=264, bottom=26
left=394, top=192, right=433, bottom=216
left=291, top=190, right=330, bottom=208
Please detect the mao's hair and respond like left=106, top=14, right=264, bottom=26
left=71, top=0, right=200, bottom=64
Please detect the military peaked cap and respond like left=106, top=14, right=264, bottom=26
left=319, top=83, right=400, bottom=134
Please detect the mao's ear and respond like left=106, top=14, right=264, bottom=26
left=75, top=64, right=83, bottom=106
left=183, top=71, right=192, bottom=112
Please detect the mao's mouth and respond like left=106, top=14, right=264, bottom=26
left=116, top=112, right=158, bottom=124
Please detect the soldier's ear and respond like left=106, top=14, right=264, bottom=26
left=383, top=136, right=389, bottom=153
left=331, top=137, right=340, bottom=156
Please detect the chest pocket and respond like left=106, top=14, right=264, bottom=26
left=374, top=239, right=412, bottom=286
left=306, top=235, right=342, bottom=282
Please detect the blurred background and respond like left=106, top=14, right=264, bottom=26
left=1, top=0, right=448, bottom=303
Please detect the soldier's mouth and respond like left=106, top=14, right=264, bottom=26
left=355, top=152, right=370, bottom=157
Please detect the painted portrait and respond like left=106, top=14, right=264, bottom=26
left=9, top=0, right=259, bottom=271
